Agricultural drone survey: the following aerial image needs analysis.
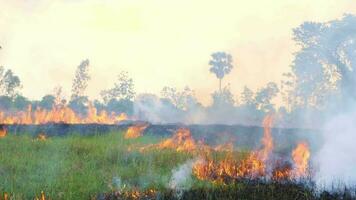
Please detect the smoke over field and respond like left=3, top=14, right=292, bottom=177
left=2, top=2, right=356, bottom=199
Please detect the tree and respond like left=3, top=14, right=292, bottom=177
left=0, top=67, right=22, bottom=98
left=290, top=15, right=356, bottom=109
left=106, top=98, right=134, bottom=115
left=209, top=52, right=234, bottom=93
left=53, top=86, right=66, bottom=107
left=71, top=59, right=90, bottom=100
left=13, top=95, right=30, bottom=111
left=0, top=95, right=13, bottom=111
left=100, top=71, right=135, bottom=103
left=68, top=96, right=89, bottom=116
left=255, top=82, right=279, bottom=113
left=161, top=86, right=198, bottom=111
left=240, top=86, right=255, bottom=106
left=211, top=85, right=235, bottom=108
left=39, top=95, right=56, bottom=110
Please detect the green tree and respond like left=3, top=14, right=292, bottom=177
left=209, top=52, right=234, bottom=93
left=255, top=82, right=279, bottom=113
left=39, top=95, right=56, bottom=110
left=240, top=86, right=255, bottom=106
left=0, top=67, right=22, bottom=98
left=71, top=59, right=90, bottom=100
left=161, top=86, right=198, bottom=111
left=100, top=71, right=135, bottom=103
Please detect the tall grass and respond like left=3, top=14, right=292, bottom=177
left=0, top=132, right=194, bottom=199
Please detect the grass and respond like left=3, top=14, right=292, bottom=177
left=0, top=131, right=354, bottom=200
left=0, top=132, right=196, bottom=199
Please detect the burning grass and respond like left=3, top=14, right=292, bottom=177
left=0, top=104, right=128, bottom=125
left=124, top=124, right=148, bottom=139
left=0, top=123, right=347, bottom=200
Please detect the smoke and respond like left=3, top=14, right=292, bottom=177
left=133, top=93, right=265, bottom=125
left=134, top=93, right=185, bottom=124
left=315, top=107, right=356, bottom=189
left=168, top=159, right=196, bottom=192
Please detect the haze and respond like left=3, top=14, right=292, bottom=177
left=1, top=0, right=356, bottom=105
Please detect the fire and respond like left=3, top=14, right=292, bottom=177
left=0, top=127, right=7, bottom=138
left=193, top=152, right=266, bottom=183
left=37, top=133, right=47, bottom=141
left=192, top=115, right=311, bottom=183
left=259, top=115, right=274, bottom=163
left=0, top=104, right=128, bottom=125
left=292, top=142, right=310, bottom=178
left=157, top=128, right=197, bottom=152
left=124, top=124, right=148, bottom=139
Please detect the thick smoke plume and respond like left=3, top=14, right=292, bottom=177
left=315, top=107, right=356, bottom=188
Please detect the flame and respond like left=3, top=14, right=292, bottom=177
left=192, top=115, right=311, bottom=182
left=259, top=115, right=274, bottom=163
left=157, top=128, right=197, bottom=152
left=37, top=133, right=47, bottom=141
left=124, top=124, right=148, bottom=139
left=271, top=161, right=292, bottom=181
left=0, top=127, right=7, bottom=138
left=292, top=142, right=310, bottom=178
left=0, top=104, right=128, bottom=125
left=140, top=128, right=236, bottom=153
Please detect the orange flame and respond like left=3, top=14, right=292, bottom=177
left=157, top=128, right=197, bottom=152
left=0, top=127, right=7, bottom=138
left=292, top=142, right=310, bottom=178
left=125, top=124, right=148, bottom=139
left=192, top=115, right=312, bottom=182
left=37, top=133, right=47, bottom=141
left=259, top=115, right=274, bottom=163
left=0, top=104, right=128, bottom=125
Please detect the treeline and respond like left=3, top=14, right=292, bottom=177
left=2, top=14, right=356, bottom=127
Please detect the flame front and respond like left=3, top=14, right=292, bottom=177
left=37, top=133, right=47, bottom=141
left=0, top=104, right=128, bottom=125
left=0, top=127, right=7, bottom=138
left=292, top=142, right=310, bottom=178
left=192, top=115, right=311, bottom=183
left=157, top=128, right=197, bottom=152
left=125, top=124, right=148, bottom=139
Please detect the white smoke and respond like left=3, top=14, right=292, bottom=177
left=315, top=108, right=356, bottom=188
left=134, top=93, right=184, bottom=124
left=168, top=159, right=196, bottom=191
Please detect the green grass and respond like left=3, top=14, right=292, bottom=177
left=0, top=132, right=195, bottom=199
left=0, top=132, right=353, bottom=200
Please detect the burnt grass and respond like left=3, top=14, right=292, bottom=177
left=102, top=181, right=356, bottom=200
left=2, top=122, right=320, bottom=151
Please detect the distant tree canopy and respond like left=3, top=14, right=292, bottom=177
left=211, top=85, right=235, bottom=108
left=240, top=86, right=255, bottom=107
left=255, top=82, right=279, bottom=113
left=161, top=86, right=198, bottom=111
left=101, top=71, right=135, bottom=103
left=39, top=95, right=56, bottom=110
left=71, top=59, right=90, bottom=100
left=209, top=52, right=233, bottom=93
left=98, top=71, right=135, bottom=115
left=0, top=66, right=21, bottom=98
left=290, top=14, right=356, bottom=109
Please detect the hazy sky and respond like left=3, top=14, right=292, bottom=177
left=1, top=0, right=356, bottom=105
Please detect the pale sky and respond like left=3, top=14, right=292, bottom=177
left=1, top=0, right=356, bottom=105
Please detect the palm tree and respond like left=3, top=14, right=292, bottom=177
left=209, top=52, right=233, bottom=93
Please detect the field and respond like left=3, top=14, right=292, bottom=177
left=0, top=127, right=353, bottom=200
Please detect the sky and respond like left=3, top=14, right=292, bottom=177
left=1, top=0, right=356, bottom=105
